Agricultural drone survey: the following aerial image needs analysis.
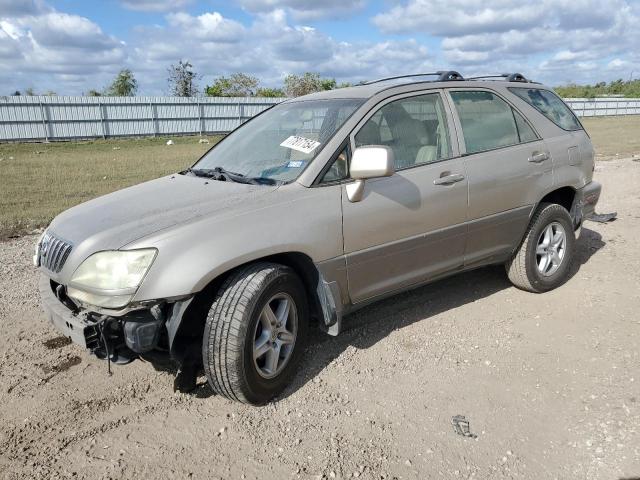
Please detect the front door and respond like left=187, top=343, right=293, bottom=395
left=341, top=91, right=468, bottom=304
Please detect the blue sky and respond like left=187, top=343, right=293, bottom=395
left=1, top=0, right=638, bottom=95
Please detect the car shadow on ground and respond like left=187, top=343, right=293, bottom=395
left=281, top=227, right=606, bottom=401
left=190, top=227, right=605, bottom=401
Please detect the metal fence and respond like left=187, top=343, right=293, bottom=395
left=564, top=98, right=640, bottom=117
left=0, top=96, right=285, bottom=142
left=0, top=95, right=638, bottom=142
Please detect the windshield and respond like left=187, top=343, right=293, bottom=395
left=193, top=98, right=363, bottom=182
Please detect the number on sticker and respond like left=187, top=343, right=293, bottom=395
left=280, top=136, right=321, bottom=154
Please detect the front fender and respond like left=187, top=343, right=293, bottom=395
left=126, top=183, right=344, bottom=303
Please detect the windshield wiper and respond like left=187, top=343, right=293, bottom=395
left=185, top=166, right=241, bottom=179
left=184, top=167, right=281, bottom=185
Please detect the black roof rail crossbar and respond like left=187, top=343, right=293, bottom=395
left=364, top=71, right=464, bottom=85
left=467, top=73, right=530, bottom=83
left=506, top=73, right=528, bottom=82
left=436, top=70, right=464, bottom=81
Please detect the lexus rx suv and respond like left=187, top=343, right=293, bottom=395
left=37, top=71, right=601, bottom=404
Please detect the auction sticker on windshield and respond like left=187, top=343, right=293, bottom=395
left=280, top=136, right=321, bottom=154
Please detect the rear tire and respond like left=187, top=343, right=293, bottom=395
left=506, top=203, right=575, bottom=293
left=202, top=262, right=308, bottom=404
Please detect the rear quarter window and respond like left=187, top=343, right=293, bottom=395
left=508, top=87, right=582, bottom=131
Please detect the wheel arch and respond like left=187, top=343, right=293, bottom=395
left=168, top=251, right=327, bottom=362
left=535, top=186, right=577, bottom=214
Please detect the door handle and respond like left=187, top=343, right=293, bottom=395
left=433, top=173, right=465, bottom=186
left=528, top=151, right=549, bottom=163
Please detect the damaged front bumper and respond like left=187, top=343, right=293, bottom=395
left=39, top=275, right=191, bottom=365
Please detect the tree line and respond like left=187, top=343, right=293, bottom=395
left=12, top=61, right=638, bottom=98
left=554, top=78, right=640, bottom=98
left=10, top=60, right=352, bottom=98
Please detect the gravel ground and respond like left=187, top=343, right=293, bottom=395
left=1, top=158, right=639, bottom=480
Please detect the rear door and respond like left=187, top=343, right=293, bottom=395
left=445, top=88, right=552, bottom=266
left=340, top=90, right=468, bottom=303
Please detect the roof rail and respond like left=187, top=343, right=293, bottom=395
left=364, top=70, right=464, bottom=85
left=467, top=73, right=530, bottom=83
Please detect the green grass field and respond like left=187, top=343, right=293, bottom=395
left=1, top=116, right=639, bottom=240
left=0, top=136, right=219, bottom=239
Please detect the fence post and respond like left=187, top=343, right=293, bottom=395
left=197, top=98, right=203, bottom=136
left=38, top=99, right=50, bottom=142
left=150, top=100, right=158, bottom=137
left=98, top=100, right=106, bottom=139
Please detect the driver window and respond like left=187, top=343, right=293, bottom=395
left=354, top=93, right=452, bottom=169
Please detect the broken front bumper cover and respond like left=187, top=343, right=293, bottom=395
left=39, top=275, right=181, bottom=364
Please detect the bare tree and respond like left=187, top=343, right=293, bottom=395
left=168, top=60, right=199, bottom=97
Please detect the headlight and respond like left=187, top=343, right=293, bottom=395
left=69, top=249, right=157, bottom=308
left=66, top=287, right=135, bottom=310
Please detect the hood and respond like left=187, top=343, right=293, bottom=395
left=49, top=174, right=278, bottom=251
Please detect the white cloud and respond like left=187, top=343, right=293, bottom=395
left=374, top=0, right=640, bottom=85
left=607, top=58, right=631, bottom=70
left=373, top=0, right=543, bottom=36
left=165, top=12, right=246, bottom=42
left=2, top=0, right=639, bottom=94
left=373, top=0, right=623, bottom=36
left=27, top=13, right=121, bottom=49
left=128, top=9, right=435, bottom=93
left=0, top=25, right=22, bottom=60
left=0, top=8, right=127, bottom=93
left=235, top=0, right=366, bottom=20
left=119, top=0, right=193, bottom=12
left=0, top=0, right=49, bottom=17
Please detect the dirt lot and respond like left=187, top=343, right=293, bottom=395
left=1, top=161, right=639, bottom=479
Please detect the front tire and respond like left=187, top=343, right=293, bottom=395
left=202, top=262, right=308, bottom=404
left=506, top=203, right=575, bottom=293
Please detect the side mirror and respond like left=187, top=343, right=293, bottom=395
left=346, top=146, right=395, bottom=202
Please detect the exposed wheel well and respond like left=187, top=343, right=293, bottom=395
left=170, top=253, right=322, bottom=362
left=538, top=187, right=576, bottom=213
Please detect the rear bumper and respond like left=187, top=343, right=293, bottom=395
left=580, top=180, right=602, bottom=220
left=572, top=181, right=601, bottom=233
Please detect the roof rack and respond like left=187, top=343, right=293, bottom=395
left=364, top=70, right=464, bottom=85
left=467, top=73, right=530, bottom=83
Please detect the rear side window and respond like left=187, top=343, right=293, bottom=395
left=450, top=90, right=521, bottom=154
left=509, top=87, right=582, bottom=131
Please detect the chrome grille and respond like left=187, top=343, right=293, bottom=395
left=38, top=231, right=73, bottom=273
